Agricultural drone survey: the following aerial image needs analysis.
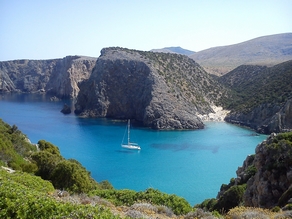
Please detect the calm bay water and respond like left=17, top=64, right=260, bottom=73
left=0, top=94, right=267, bottom=205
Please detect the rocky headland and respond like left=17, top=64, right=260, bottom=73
left=0, top=56, right=97, bottom=98
left=74, top=47, right=230, bottom=130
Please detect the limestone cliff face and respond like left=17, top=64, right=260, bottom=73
left=225, top=99, right=292, bottom=134
left=0, top=56, right=97, bottom=98
left=234, top=133, right=292, bottom=208
left=75, top=47, right=229, bottom=129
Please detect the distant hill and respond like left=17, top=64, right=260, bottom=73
left=151, top=46, right=195, bottom=56
left=190, top=33, right=292, bottom=75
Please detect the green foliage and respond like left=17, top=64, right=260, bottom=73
left=99, top=180, right=114, bottom=190
left=265, top=132, right=292, bottom=171
left=220, top=61, right=292, bottom=112
left=214, top=184, right=247, bottom=212
left=246, top=165, right=257, bottom=178
left=0, top=119, right=37, bottom=172
left=90, top=188, right=192, bottom=215
left=38, top=139, right=60, bottom=155
left=50, top=159, right=97, bottom=193
left=195, top=198, right=218, bottom=212
left=0, top=169, right=54, bottom=193
left=0, top=170, right=120, bottom=219
left=31, top=150, right=62, bottom=180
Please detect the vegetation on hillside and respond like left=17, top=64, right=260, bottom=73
left=219, top=60, right=292, bottom=113
left=0, top=119, right=37, bottom=172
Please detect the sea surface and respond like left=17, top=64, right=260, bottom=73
left=0, top=94, right=267, bottom=205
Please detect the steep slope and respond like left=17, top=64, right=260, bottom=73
left=75, top=47, right=230, bottom=130
left=198, top=132, right=292, bottom=213
left=220, top=60, right=292, bottom=134
left=190, top=33, right=292, bottom=75
left=151, top=46, right=195, bottom=56
left=0, top=56, right=97, bottom=98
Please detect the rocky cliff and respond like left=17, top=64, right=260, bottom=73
left=221, top=61, right=292, bottom=134
left=225, top=99, right=292, bottom=134
left=239, top=132, right=292, bottom=208
left=0, top=56, right=97, bottom=98
left=75, top=47, right=230, bottom=130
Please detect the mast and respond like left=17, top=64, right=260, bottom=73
left=127, top=119, right=130, bottom=145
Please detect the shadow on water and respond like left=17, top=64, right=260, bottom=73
left=115, top=149, right=139, bottom=154
left=151, top=143, right=190, bottom=151
left=151, top=143, right=221, bottom=154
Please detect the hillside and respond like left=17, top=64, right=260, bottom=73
left=75, top=47, right=231, bottom=130
left=151, top=46, right=195, bottom=56
left=219, top=60, right=292, bottom=134
left=190, top=33, right=292, bottom=75
left=0, top=56, right=97, bottom=98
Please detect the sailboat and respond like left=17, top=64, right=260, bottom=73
left=121, top=119, right=141, bottom=150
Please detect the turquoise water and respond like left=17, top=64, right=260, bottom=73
left=0, top=94, right=267, bottom=205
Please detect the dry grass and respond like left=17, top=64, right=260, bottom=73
left=226, top=206, right=292, bottom=219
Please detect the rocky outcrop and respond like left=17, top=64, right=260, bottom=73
left=225, top=99, right=292, bottom=134
left=61, top=104, right=71, bottom=114
left=0, top=56, right=97, bottom=98
left=239, top=133, right=292, bottom=208
left=75, top=47, right=230, bottom=130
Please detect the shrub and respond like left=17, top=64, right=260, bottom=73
left=50, top=159, right=96, bottom=193
left=0, top=170, right=121, bottom=219
left=0, top=119, right=37, bottom=172
left=31, top=150, right=62, bottom=179
left=37, top=139, right=60, bottom=155
left=214, top=184, right=247, bottom=212
left=90, top=188, right=192, bottom=215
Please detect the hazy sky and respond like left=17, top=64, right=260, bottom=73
left=0, top=0, right=291, bottom=61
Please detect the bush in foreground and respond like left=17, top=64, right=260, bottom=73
left=0, top=169, right=120, bottom=219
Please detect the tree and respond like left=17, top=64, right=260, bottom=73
left=50, top=160, right=95, bottom=193
left=31, top=151, right=62, bottom=180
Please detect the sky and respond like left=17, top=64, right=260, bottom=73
left=0, top=0, right=291, bottom=61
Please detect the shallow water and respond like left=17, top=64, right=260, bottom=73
left=0, top=94, right=267, bottom=205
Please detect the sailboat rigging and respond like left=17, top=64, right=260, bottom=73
left=121, top=119, right=141, bottom=150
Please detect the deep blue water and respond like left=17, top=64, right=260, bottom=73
left=0, top=94, right=267, bottom=205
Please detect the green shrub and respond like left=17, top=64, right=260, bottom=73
left=38, top=139, right=60, bottom=155
left=31, top=150, right=62, bottom=180
left=0, top=170, right=120, bottom=219
left=50, top=159, right=98, bottom=193
left=90, top=188, right=192, bottom=215
left=0, top=119, right=37, bottom=172
left=215, top=184, right=247, bottom=212
left=196, top=198, right=218, bottom=212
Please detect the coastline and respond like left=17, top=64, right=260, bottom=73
left=197, top=105, right=230, bottom=122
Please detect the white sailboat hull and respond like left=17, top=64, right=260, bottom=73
left=121, top=144, right=141, bottom=150
left=121, top=119, right=141, bottom=150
